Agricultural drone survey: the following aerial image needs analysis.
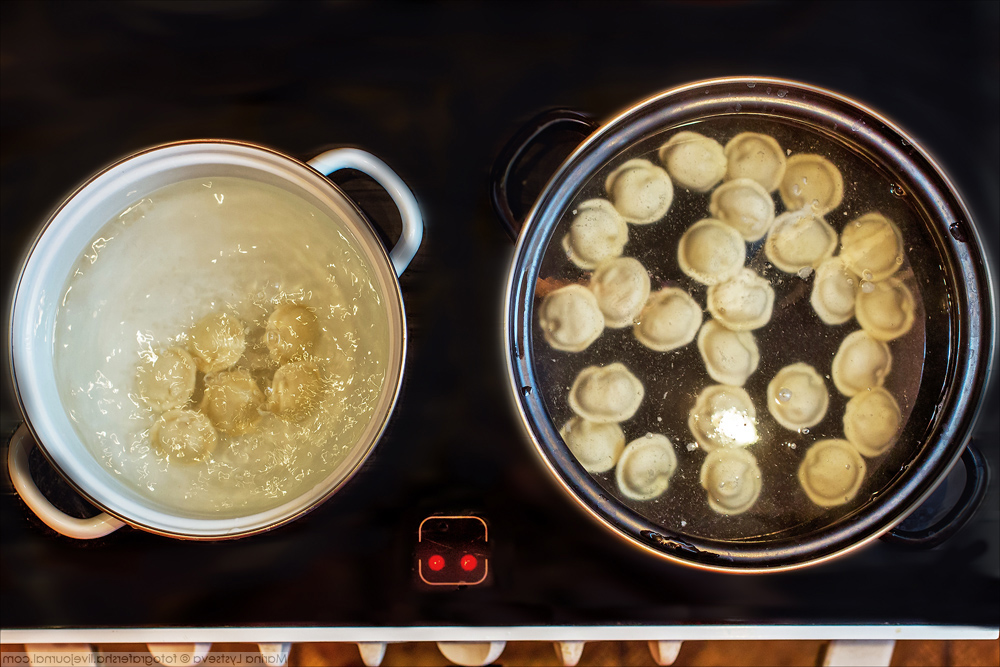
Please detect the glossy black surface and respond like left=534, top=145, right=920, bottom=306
left=1, top=1, right=998, bottom=629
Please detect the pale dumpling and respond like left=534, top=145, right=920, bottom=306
left=855, top=277, right=916, bottom=341
left=658, top=131, right=727, bottom=192
left=677, top=218, right=746, bottom=286
left=839, top=212, right=904, bottom=282
left=798, top=439, right=867, bottom=507
left=568, top=363, right=644, bottom=424
left=779, top=154, right=844, bottom=214
left=266, top=303, right=319, bottom=364
left=560, top=417, right=625, bottom=473
left=831, top=330, right=893, bottom=397
left=688, top=384, right=759, bottom=451
left=561, top=199, right=629, bottom=270
left=589, top=257, right=651, bottom=328
left=724, top=132, right=787, bottom=192
left=700, top=447, right=762, bottom=515
left=843, top=387, right=903, bottom=458
left=616, top=434, right=678, bottom=501
left=200, top=368, right=265, bottom=436
left=697, top=320, right=760, bottom=387
left=150, top=408, right=218, bottom=462
left=709, top=178, right=775, bottom=242
left=538, top=285, right=605, bottom=352
left=633, top=287, right=702, bottom=352
left=765, top=209, right=837, bottom=274
left=604, top=159, right=674, bottom=224
left=188, top=311, right=246, bottom=374
left=767, top=363, right=829, bottom=431
left=811, top=256, right=858, bottom=325
left=137, top=346, right=197, bottom=411
left=269, top=361, right=323, bottom=421
left=706, top=268, right=774, bottom=331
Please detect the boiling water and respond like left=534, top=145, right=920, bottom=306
left=54, top=176, right=390, bottom=518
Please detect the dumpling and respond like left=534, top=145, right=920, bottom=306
left=538, top=285, right=605, bottom=352
left=724, top=132, right=787, bottom=192
left=677, top=218, right=746, bottom=286
left=855, top=277, right=916, bottom=341
left=560, top=417, right=625, bottom=473
left=604, top=159, right=674, bottom=224
left=188, top=311, right=246, bottom=374
left=700, top=447, right=762, bottom=515
left=811, top=256, right=858, bottom=325
left=269, top=361, right=323, bottom=421
left=831, top=330, right=893, bottom=397
left=765, top=209, right=837, bottom=274
left=843, top=387, right=903, bottom=458
left=697, top=319, right=760, bottom=387
left=589, top=257, right=651, bottom=328
left=798, top=439, right=867, bottom=507
left=137, top=346, right=197, bottom=411
left=561, top=199, right=629, bottom=270
left=767, top=363, right=830, bottom=431
left=709, top=178, right=776, bottom=242
left=200, top=368, right=265, bottom=436
left=658, top=131, right=727, bottom=192
left=266, top=303, right=319, bottom=364
left=779, top=154, right=844, bottom=214
left=633, top=287, right=702, bottom=352
left=706, top=268, right=774, bottom=331
left=616, top=434, right=678, bottom=501
left=568, top=363, right=644, bottom=424
left=688, top=384, right=759, bottom=451
left=150, top=408, right=218, bottom=462
left=839, top=212, right=904, bottom=282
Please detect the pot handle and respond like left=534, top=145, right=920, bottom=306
left=307, top=148, right=423, bottom=276
left=7, top=424, right=125, bottom=539
left=490, top=108, right=599, bottom=240
left=881, top=443, right=990, bottom=549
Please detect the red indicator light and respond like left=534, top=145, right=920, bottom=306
left=460, top=554, right=478, bottom=571
left=428, top=555, right=445, bottom=571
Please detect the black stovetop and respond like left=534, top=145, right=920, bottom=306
left=2, top=1, right=997, bottom=631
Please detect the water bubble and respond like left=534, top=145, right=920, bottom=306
left=801, top=428, right=810, bottom=435
left=949, top=221, right=967, bottom=242
left=734, top=103, right=742, bottom=111
left=777, top=388, right=792, bottom=403
left=861, top=281, right=875, bottom=293
left=889, top=183, right=905, bottom=197
left=787, top=442, right=797, bottom=450
left=686, top=442, right=698, bottom=451
left=747, top=82, right=756, bottom=88
left=791, top=184, right=801, bottom=195
left=895, top=255, right=903, bottom=265
left=521, top=385, right=532, bottom=396
left=797, top=266, right=814, bottom=279
left=680, top=520, right=688, bottom=527
left=862, top=269, right=873, bottom=281
left=776, top=89, right=788, bottom=98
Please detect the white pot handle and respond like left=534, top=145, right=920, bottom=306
left=7, top=423, right=125, bottom=539
left=307, top=148, right=423, bottom=276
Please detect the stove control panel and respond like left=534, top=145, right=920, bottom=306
left=416, top=515, right=490, bottom=587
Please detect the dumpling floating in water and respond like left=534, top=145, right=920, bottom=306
left=811, top=257, right=859, bottom=325
left=767, top=363, right=830, bottom=431
left=677, top=218, right=746, bottom=286
left=855, top=277, right=916, bottom=341
left=188, top=311, right=246, bottom=374
left=561, top=198, right=629, bottom=270
left=839, top=212, right=905, bottom=282
left=538, top=284, right=605, bottom=352
left=831, top=330, right=893, bottom=397
left=706, top=268, right=774, bottom=331
left=200, top=368, right=265, bottom=436
left=604, top=159, right=674, bottom=224
left=137, top=346, right=197, bottom=412
left=697, top=319, right=760, bottom=387
left=266, top=303, right=319, bottom=364
left=269, top=360, right=323, bottom=421
left=779, top=154, right=844, bottom=214
left=709, top=178, right=776, bottom=242
left=700, top=447, right=762, bottom=516
left=688, top=384, right=759, bottom=452
left=764, top=209, right=837, bottom=274
left=589, top=256, right=651, bottom=328
left=724, top=132, right=787, bottom=192
left=568, top=362, right=645, bottom=424
left=658, top=131, right=727, bottom=192
left=843, top=387, right=903, bottom=458
left=560, top=416, right=625, bottom=473
left=798, top=438, right=867, bottom=507
left=616, top=433, right=678, bottom=501
left=633, top=287, right=702, bottom=352
left=150, top=408, right=218, bottom=462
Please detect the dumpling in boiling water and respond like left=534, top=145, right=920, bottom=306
left=561, top=198, right=629, bottom=270
left=724, top=132, right=787, bottom=193
left=188, top=311, right=246, bottom=374
left=604, top=159, right=674, bottom=224
left=677, top=218, right=746, bottom=286
left=200, top=368, right=265, bottom=436
left=568, top=363, right=644, bottom=424
left=709, top=178, right=775, bottom=242
left=811, top=256, right=858, bottom=325
left=633, top=287, right=702, bottom=352
left=150, top=408, right=218, bottom=462
left=839, top=212, right=904, bottom=282
left=658, top=131, right=727, bottom=192
left=764, top=209, right=837, bottom=274
left=616, top=434, right=678, bottom=501
left=266, top=303, right=319, bottom=364
left=831, top=330, right=893, bottom=397
left=538, top=285, right=605, bottom=352
left=688, top=384, right=759, bottom=451
left=137, top=346, right=196, bottom=411
left=843, top=387, right=903, bottom=458
left=798, top=438, right=867, bottom=507
left=855, top=277, right=916, bottom=341
left=559, top=416, right=625, bottom=473
left=767, top=363, right=830, bottom=431
left=269, top=361, right=323, bottom=421
left=706, top=268, right=774, bottom=331
left=779, top=154, right=844, bottom=214
left=589, top=257, right=651, bottom=328
left=700, top=447, right=762, bottom=516
left=697, top=320, right=760, bottom=387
